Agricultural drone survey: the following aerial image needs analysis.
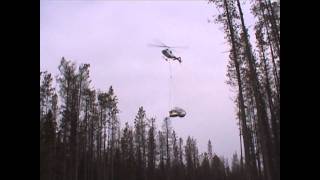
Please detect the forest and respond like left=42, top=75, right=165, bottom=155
left=40, top=0, right=280, bottom=180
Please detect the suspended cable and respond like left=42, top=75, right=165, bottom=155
left=168, top=60, right=173, bottom=111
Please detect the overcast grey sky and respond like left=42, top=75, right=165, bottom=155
left=40, top=0, right=256, bottom=159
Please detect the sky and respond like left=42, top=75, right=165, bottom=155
left=40, top=0, right=256, bottom=159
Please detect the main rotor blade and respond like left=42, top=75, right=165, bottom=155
left=149, top=40, right=188, bottom=49
left=168, top=46, right=188, bottom=49
left=148, top=43, right=169, bottom=48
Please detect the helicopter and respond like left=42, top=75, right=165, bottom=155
left=148, top=41, right=186, bottom=63
left=162, top=49, right=182, bottom=63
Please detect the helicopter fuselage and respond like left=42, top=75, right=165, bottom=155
left=162, top=49, right=181, bottom=63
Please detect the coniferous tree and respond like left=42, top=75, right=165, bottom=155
left=134, top=106, right=147, bottom=180
left=171, top=130, right=179, bottom=180
left=121, top=122, right=135, bottom=180
left=185, top=136, right=196, bottom=180
left=157, top=130, right=166, bottom=180
left=147, top=118, right=157, bottom=180
left=105, top=86, right=120, bottom=180
left=210, top=0, right=280, bottom=180
left=209, top=1, right=259, bottom=179
left=230, top=152, right=242, bottom=180
left=41, top=109, right=56, bottom=180
left=162, top=117, right=172, bottom=179
left=200, top=152, right=210, bottom=180
left=207, top=139, right=213, bottom=163
left=56, top=58, right=78, bottom=180
left=97, top=91, right=108, bottom=180
left=178, top=137, right=185, bottom=180
left=236, top=1, right=279, bottom=179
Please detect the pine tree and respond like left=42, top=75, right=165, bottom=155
left=40, top=71, right=55, bottom=120
left=106, top=86, right=120, bottom=180
left=209, top=1, right=258, bottom=179
left=120, top=122, right=135, bottom=180
left=56, top=58, right=78, bottom=180
left=134, top=106, right=147, bottom=180
left=40, top=71, right=55, bottom=180
left=230, top=152, right=242, bottom=180
left=171, top=130, right=179, bottom=180
left=147, top=118, right=157, bottom=180
left=97, top=91, right=108, bottom=180
left=162, top=117, right=172, bottom=176
left=158, top=130, right=166, bottom=180
left=207, top=140, right=213, bottom=162
left=236, top=0, right=278, bottom=179
left=178, top=137, right=185, bottom=180
left=200, top=152, right=210, bottom=180
left=211, top=155, right=225, bottom=180
left=185, top=136, right=195, bottom=180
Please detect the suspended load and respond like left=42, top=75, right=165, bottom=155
left=169, top=107, right=186, bottom=118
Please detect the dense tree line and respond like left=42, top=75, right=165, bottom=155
left=209, top=0, right=280, bottom=180
left=41, top=58, right=244, bottom=180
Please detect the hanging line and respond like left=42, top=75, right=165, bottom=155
left=168, top=60, right=173, bottom=111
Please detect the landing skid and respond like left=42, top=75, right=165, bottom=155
left=162, top=56, right=169, bottom=62
left=162, top=56, right=182, bottom=63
